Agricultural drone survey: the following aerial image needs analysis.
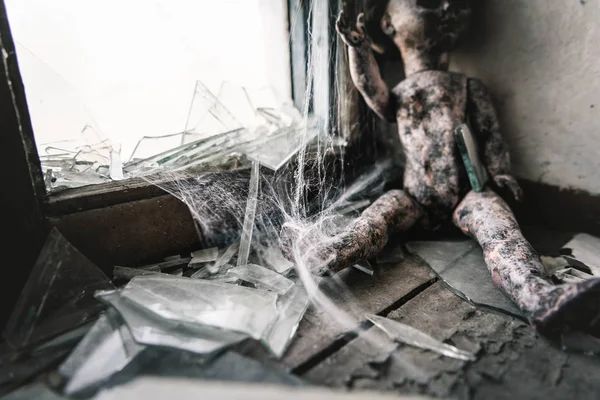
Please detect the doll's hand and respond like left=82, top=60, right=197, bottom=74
left=336, top=12, right=367, bottom=47
left=493, top=174, right=523, bottom=201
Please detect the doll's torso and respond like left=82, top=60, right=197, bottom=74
left=392, top=70, right=470, bottom=222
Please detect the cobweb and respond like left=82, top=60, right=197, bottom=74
left=141, top=0, right=397, bottom=350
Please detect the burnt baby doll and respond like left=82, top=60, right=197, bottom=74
left=284, top=0, right=600, bottom=341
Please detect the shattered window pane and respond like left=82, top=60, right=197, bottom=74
left=5, top=0, right=292, bottom=191
left=3, top=228, right=114, bottom=349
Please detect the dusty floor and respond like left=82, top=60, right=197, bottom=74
left=241, top=226, right=600, bottom=400
left=4, top=227, right=600, bottom=400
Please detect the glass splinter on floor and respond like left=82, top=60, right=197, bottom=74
left=259, top=245, right=294, bottom=275
left=212, top=241, right=240, bottom=272
left=190, top=267, right=211, bottom=280
left=190, top=247, right=219, bottom=264
left=3, top=228, right=115, bottom=349
left=561, top=233, right=600, bottom=276
left=59, top=309, right=146, bottom=395
left=553, top=268, right=594, bottom=283
left=367, top=315, right=476, bottom=362
left=406, top=241, right=524, bottom=318
left=119, top=275, right=278, bottom=340
left=263, top=284, right=310, bottom=357
left=138, top=264, right=162, bottom=272
left=95, top=290, right=246, bottom=355
left=228, top=264, right=294, bottom=294
left=113, top=266, right=161, bottom=281
left=237, top=161, right=260, bottom=267
left=352, top=260, right=374, bottom=276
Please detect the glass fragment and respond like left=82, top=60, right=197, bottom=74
left=113, top=266, right=161, bottom=281
left=228, top=264, right=294, bottom=294
left=3, top=228, right=114, bottom=349
left=352, top=260, right=374, bottom=276
left=367, top=315, right=476, bottom=362
left=260, top=245, right=294, bottom=274
left=189, top=247, right=219, bottom=265
left=237, top=161, right=260, bottom=266
left=96, top=290, right=246, bottom=355
left=562, top=233, right=600, bottom=276
left=60, top=309, right=145, bottom=395
left=120, top=276, right=278, bottom=340
left=263, top=284, right=310, bottom=357
left=212, top=241, right=240, bottom=272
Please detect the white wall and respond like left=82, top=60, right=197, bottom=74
left=452, top=0, right=600, bottom=195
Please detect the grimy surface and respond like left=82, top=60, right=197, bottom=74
left=281, top=229, right=600, bottom=399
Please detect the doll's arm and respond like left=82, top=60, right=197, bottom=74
left=467, top=78, right=522, bottom=200
left=337, top=12, right=395, bottom=122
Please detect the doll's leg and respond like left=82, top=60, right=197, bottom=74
left=281, top=190, right=423, bottom=276
left=453, top=189, right=600, bottom=339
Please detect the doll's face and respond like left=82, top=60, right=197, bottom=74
left=382, top=0, right=471, bottom=53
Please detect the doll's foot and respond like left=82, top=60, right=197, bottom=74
left=530, top=278, right=600, bottom=341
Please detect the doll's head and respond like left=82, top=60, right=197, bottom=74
left=366, top=0, right=471, bottom=70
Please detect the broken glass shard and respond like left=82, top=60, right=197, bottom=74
left=30, top=321, right=94, bottom=356
left=113, top=266, right=161, bottom=281
left=244, top=126, right=318, bottom=172
left=541, top=256, right=570, bottom=276
left=96, top=290, right=246, bottom=355
left=406, top=240, right=523, bottom=318
left=58, top=310, right=121, bottom=379
left=120, top=276, right=278, bottom=340
left=164, top=255, right=182, bottom=262
left=553, top=267, right=594, bottom=283
left=192, top=263, right=236, bottom=280
left=260, top=245, right=294, bottom=274
left=190, top=267, right=211, bottom=280
left=128, top=133, right=184, bottom=163
left=228, top=264, right=294, bottom=294
left=183, top=81, right=242, bottom=143
left=207, top=274, right=240, bottom=284
left=367, top=315, right=476, bottom=362
left=3, top=228, right=115, bottom=349
left=213, top=241, right=240, bottom=272
left=263, top=284, right=310, bottom=357
left=139, top=264, right=162, bottom=272
left=61, top=309, right=145, bottom=395
left=216, top=81, right=259, bottom=128
left=237, top=161, right=260, bottom=266
left=135, top=258, right=191, bottom=273
left=561, top=233, right=600, bottom=276
left=190, top=247, right=219, bottom=265
left=352, top=260, right=374, bottom=276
